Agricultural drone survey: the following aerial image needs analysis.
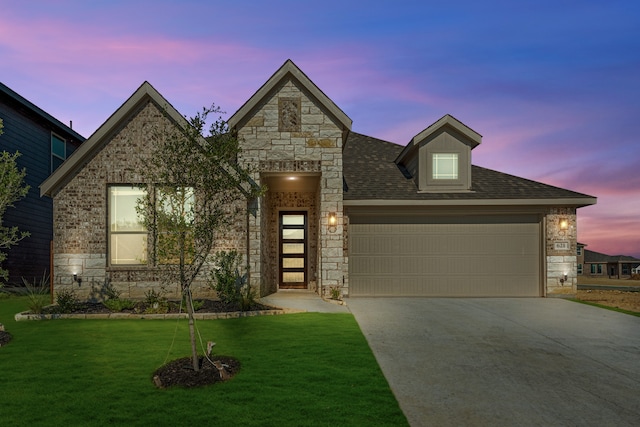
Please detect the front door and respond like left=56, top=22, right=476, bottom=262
left=279, top=211, right=307, bottom=289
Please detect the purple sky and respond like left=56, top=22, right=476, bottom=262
left=1, top=0, right=639, bottom=257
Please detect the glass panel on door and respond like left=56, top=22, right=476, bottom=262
left=279, top=212, right=307, bottom=289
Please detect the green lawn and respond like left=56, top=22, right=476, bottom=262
left=0, top=296, right=407, bottom=426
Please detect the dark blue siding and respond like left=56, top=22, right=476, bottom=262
left=0, top=96, right=84, bottom=285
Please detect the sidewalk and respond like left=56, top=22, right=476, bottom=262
left=259, top=290, right=349, bottom=313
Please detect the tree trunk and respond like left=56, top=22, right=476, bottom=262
left=185, top=287, right=200, bottom=372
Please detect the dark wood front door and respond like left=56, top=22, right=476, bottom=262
left=279, top=211, right=307, bottom=289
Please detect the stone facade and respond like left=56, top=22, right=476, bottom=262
left=545, top=207, right=578, bottom=295
left=51, top=101, right=240, bottom=300
left=236, top=78, right=346, bottom=297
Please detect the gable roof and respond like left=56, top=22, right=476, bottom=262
left=0, top=82, right=86, bottom=143
left=584, top=249, right=640, bottom=264
left=343, top=132, right=597, bottom=207
left=40, top=81, right=186, bottom=197
left=228, top=59, right=352, bottom=131
left=395, top=114, right=481, bottom=164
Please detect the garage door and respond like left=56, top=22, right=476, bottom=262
left=348, top=214, right=541, bottom=297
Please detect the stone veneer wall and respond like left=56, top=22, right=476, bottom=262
left=237, top=78, right=345, bottom=296
left=545, top=207, right=578, bottom=295
left=52, top=101, right=245, bottom=300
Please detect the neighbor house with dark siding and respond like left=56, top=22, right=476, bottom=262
left=0, top=82, right=85, bottom=284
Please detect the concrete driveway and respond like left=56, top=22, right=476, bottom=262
left=347, top=298, right=640, bottom=427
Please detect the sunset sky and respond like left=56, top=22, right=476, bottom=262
left=1, top=0, right=638, bottom=257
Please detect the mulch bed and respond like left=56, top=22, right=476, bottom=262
left=0, top=331, right=12, bottom=347
left=40, top=299, right=273, bottom=315
left=153, top=355, right=241, bottom=388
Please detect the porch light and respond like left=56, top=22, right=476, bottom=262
left=559, top=218, right=569, bottom=230
left=328, top=212, right=337, bottom=232
left=73, top=273, right=81, bottom=285
left=328, top=212, right=337, bottom=226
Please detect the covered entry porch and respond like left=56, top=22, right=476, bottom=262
left=260, top=173, right=320, bottom=294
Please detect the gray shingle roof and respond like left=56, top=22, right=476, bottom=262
left=343, top=132, right=595, bottom=203
left=584, top=249, right=640, bottom=263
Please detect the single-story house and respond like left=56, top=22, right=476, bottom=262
left=581, top=246, right=640, bottom=278
left=41, top=60, right=596, bottom=299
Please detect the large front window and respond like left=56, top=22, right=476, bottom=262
left=432, top=153, right=458, bottom=180
left=109, top=186, right=147, bottom=265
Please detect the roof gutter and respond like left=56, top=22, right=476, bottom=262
left=343, top=197, right=597, bottom=208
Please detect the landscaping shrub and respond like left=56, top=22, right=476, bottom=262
left=55, top=288, right=79, bottom=313
left=22, top=274, right=50, bottom=314
left=210, top=250, right=254, bottom=310
left=143, top=288, right=169, bottom=314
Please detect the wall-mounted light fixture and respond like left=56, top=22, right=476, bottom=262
left=328, top=212, right=337, bottom=232
left=560, top=273, right=568, bottom=285
left=559, top=218, right=569, bottom=230
left=73, top=273, right=82, bottom=286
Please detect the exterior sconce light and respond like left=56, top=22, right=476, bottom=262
left=328, top=212, right=337, bottom=232
left=560, top=273, right=568, bottom=285
left=73, top=273, right=82, bottom=286
left=559, top=218, right=569, bottom=230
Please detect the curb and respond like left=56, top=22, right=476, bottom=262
left=14, top=307, right=302, bottom=322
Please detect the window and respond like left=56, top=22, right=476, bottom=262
left=577, top=247, right=582, bottom=256
left=51, top=133, right=66, bottom=172
left=577, top=264, right=583, bottom=274
left=590, top=264, right=602, bottom=275
left=156, top=187, right=195, bottom=264
left=432, top=153, right=458, bottom=179
left=109, top=186, right=147, bottom=265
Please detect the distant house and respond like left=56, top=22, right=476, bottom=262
left=0, top=83, right=85, bottom=284
left=581, top=246, right=640, bottom=278
left=41, top=60, right=596, bottom=299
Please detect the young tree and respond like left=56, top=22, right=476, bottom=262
left=137, top=106, right=261, bottom=372
left=0, top=120, right=31, bottom=284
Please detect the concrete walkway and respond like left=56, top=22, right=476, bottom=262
left=348, top=297, right=640, bottom=427
left=259, top=290, right=349, bottom=313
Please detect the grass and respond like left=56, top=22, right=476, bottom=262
left=570, top=299, right=640, bottom=317
left=0, top=296, right=407, bottom=426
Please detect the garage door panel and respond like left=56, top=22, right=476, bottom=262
left=349, top=216, right=541, bottom=297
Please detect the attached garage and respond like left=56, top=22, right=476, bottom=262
left=348, top=214, right=542, bottom=297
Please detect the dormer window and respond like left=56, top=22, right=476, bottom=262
left=394, top=114, right=481, bottom=193
left=432, top=153, right=458, bottom=180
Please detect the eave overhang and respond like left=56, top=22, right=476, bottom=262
left=344, top=197, right=597, bottom=208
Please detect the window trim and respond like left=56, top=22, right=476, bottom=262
left=108, top=185, right=148, bottom=266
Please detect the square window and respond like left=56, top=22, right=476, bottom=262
left=433, top=153, right=458, bottom=179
